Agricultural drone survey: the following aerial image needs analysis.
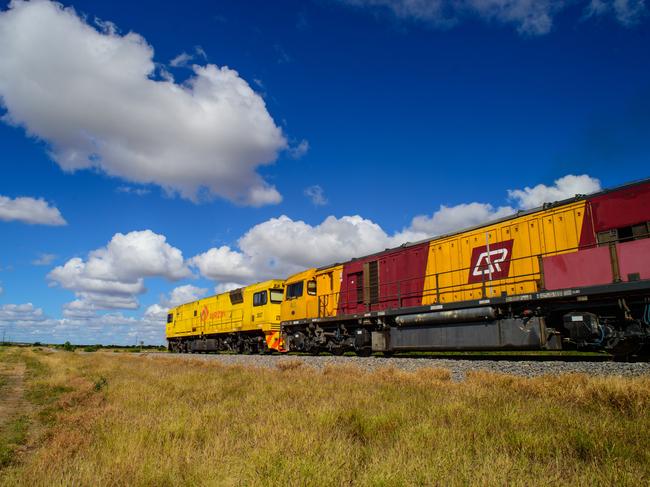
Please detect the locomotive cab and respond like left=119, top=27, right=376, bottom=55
left=281, top=269, right=318, bottom=321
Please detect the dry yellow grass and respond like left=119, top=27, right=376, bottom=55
left=1, top=347, right=649, bottom=486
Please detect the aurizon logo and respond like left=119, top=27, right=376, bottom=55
left=200, top=305, right=209, bottom=322
left=467, top=239, right=514, bottom=284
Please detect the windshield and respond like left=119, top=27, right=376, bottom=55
left=269, top=289, right=283, bottom=303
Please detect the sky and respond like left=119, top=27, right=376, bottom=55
left=0, top=0, right=648, bottom=345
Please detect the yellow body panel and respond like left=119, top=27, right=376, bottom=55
left=166, top=280, right=285, bottom=340
left=315, top=265, right=344, bottom=317
left=281, top=269, right=317, bottom=321
left=281, top=265, right=345, bottom=321
left=422, top=201, right=587, bottom=304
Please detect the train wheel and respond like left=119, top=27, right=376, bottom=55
left=356, top=348, right=372, bottom=357
left=327, top=340, right=344, bottom=356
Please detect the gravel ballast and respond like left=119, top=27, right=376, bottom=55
left=148, top=353, right=650, bottom=381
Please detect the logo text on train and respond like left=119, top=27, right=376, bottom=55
left=467, top=239, right=514, bottom=284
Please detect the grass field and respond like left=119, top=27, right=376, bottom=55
left=0, top=347, right=649, bottom=486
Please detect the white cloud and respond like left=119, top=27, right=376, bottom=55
left=190, top=246, right=256, bottom=282
left=0, top=195, right=66, bottom=225
left=585, top=0, right=647, bottom=25
left=190, top=215, right=415, bottom=283
left=169, top=52, right=193, bottom=67
left=338, top=0, right=647, bottom=35
left=32, top=253, right=57, bottom=266
left=409, top=203, right=515, bottom=236
left=75, top=292, right=140, bottom=310
left=116, top=186, right=150, bottom=196
left=142, top=284, right=209, bottom=322
left=165, top=284, right=208, bottom=307
left=288, top=139, right=310, bottom=159
left=170, top=46, right=208, bottom=68
left=304, top=185, right=328, bottom=206
left=507, top=174, right=601, bottom=209
left=48, top=230, right=191, bottom=310
left=62, top=299, right=98, bottom=319
left=0, top=303, right=46, bottom=323
left=214, top=282, right=245, bottom=294
left=143, top=303, right=168, bottom=322
left=4, top=302, right=168, bottom=345
left=0, top=0, right=288, bottom=206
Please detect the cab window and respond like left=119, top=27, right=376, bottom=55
left=269, top=289, right=283, bottom=303
left=167, top=313, right=173, bottom=323
left=286, top=281, right=304, bottom=299
left=253, top=291, right=268, bottom=307
left=307, top=280, right=317, bottom=296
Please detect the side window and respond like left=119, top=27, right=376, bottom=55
left=286, top=281, right=304, bottom=299
left=167, top=313, right=173, bottom=323
left=307, top=280, right=317, bottom=296
left=253, top=291, right=268, bottom=307
left=269, top=289, right=284, bottom=303
left=229, top=289, right=244, bottom=305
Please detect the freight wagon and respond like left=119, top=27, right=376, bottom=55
left=281, top=179, right=650, bottom=356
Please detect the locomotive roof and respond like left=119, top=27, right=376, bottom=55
left=315, top=177, right=650, bottom=272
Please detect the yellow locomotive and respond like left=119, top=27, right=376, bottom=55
left=166, top=280, right=284, bottom=353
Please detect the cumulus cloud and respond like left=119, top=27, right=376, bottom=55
left=32, top=253, right=57, bottom=266
left=0, top=0, right=288, bottom=206
left=190, top=214, right=418, bottom=283
left=214, top=282, right=246, bottom=294
left=338, top=0, right=647, bottom=35
left=0, top=195, right=66, bottom=225
left=190, top=246, right=256, bottom=283
left=49, top=230, right=191, bottom=310
left=62, top=299, right=98, bottom=319
left=5, top=302, right=167, bottom=345
left=143, top=303, right=168, bottom=322
left=304, top=185, right=328, bottom=206
left=0, top=303, right=46, bottom=323
left=508, top=174, right=601, bottom=209
left=164, top=284, right=208, bottom=307
left=143, top=284, right=209, bottom=322
left=409, top=203, right=515, bottom=236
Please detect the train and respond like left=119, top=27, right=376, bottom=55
left=166, top=178, right=650, bottom=357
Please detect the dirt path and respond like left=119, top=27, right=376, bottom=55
left=0, top=361, right=27, bottom=428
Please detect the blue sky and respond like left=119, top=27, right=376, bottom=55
left=0, top=0, right=648, bottom=345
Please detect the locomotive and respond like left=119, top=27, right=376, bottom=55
left=166, top=178, right=650, bottom=356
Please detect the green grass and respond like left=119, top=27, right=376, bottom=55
left=0, top=416, right=29, bottom=468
